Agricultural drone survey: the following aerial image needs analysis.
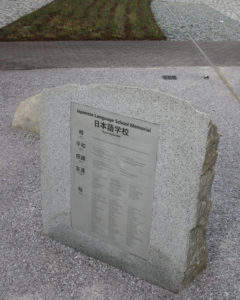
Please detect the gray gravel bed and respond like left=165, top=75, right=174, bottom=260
left=0, top=0, right=53, bottom=29
left=151, top=1, right=240, bottom=41
left=160, top=0, right=240, bottom=22
left=0, top=67, right=240, bottom=299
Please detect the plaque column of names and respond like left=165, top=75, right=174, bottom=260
left=70, top=103, right=159, bottom=259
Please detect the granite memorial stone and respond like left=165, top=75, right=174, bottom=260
left=40, top=84, right=219, bottom=293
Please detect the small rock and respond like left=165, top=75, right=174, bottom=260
left=12, top=94, right=40, bottom=134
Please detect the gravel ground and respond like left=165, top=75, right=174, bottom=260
left=162, top=0, right=240, bottom=21
left=0, top=0, right=53, bottom=28
left=151, top=1, right=240, bottom=41
left=0, top=67, right=239, bottom=299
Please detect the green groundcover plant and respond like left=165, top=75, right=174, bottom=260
left=0, top=0, right=166, bottom=40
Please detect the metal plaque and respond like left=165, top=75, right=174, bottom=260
left=70, top=103, right=159, bottom=259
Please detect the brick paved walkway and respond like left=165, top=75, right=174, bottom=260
left=0, top=41, right=240, bottom=70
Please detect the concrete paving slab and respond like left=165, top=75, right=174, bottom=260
left=0, top=41, right=240, bottom=70
left=0, top=67, right=239, bottom=299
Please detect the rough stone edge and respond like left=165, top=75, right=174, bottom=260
left=182, top=121, right=219, bottom=289
left=40, top=83, right=210, bottom=119
left=12, top=83, right=209, bottom=135
left=11, top=93, right=41, bottom=135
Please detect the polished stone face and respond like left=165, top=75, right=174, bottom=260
left=70, top=103, right=160, bottom=260
left=40, top=84, right=219, bottom=293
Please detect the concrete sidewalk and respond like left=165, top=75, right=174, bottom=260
left=0, top=41, right=240, bottom=70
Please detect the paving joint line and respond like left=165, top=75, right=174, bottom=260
left=161, top=1, right=240, bottom=104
